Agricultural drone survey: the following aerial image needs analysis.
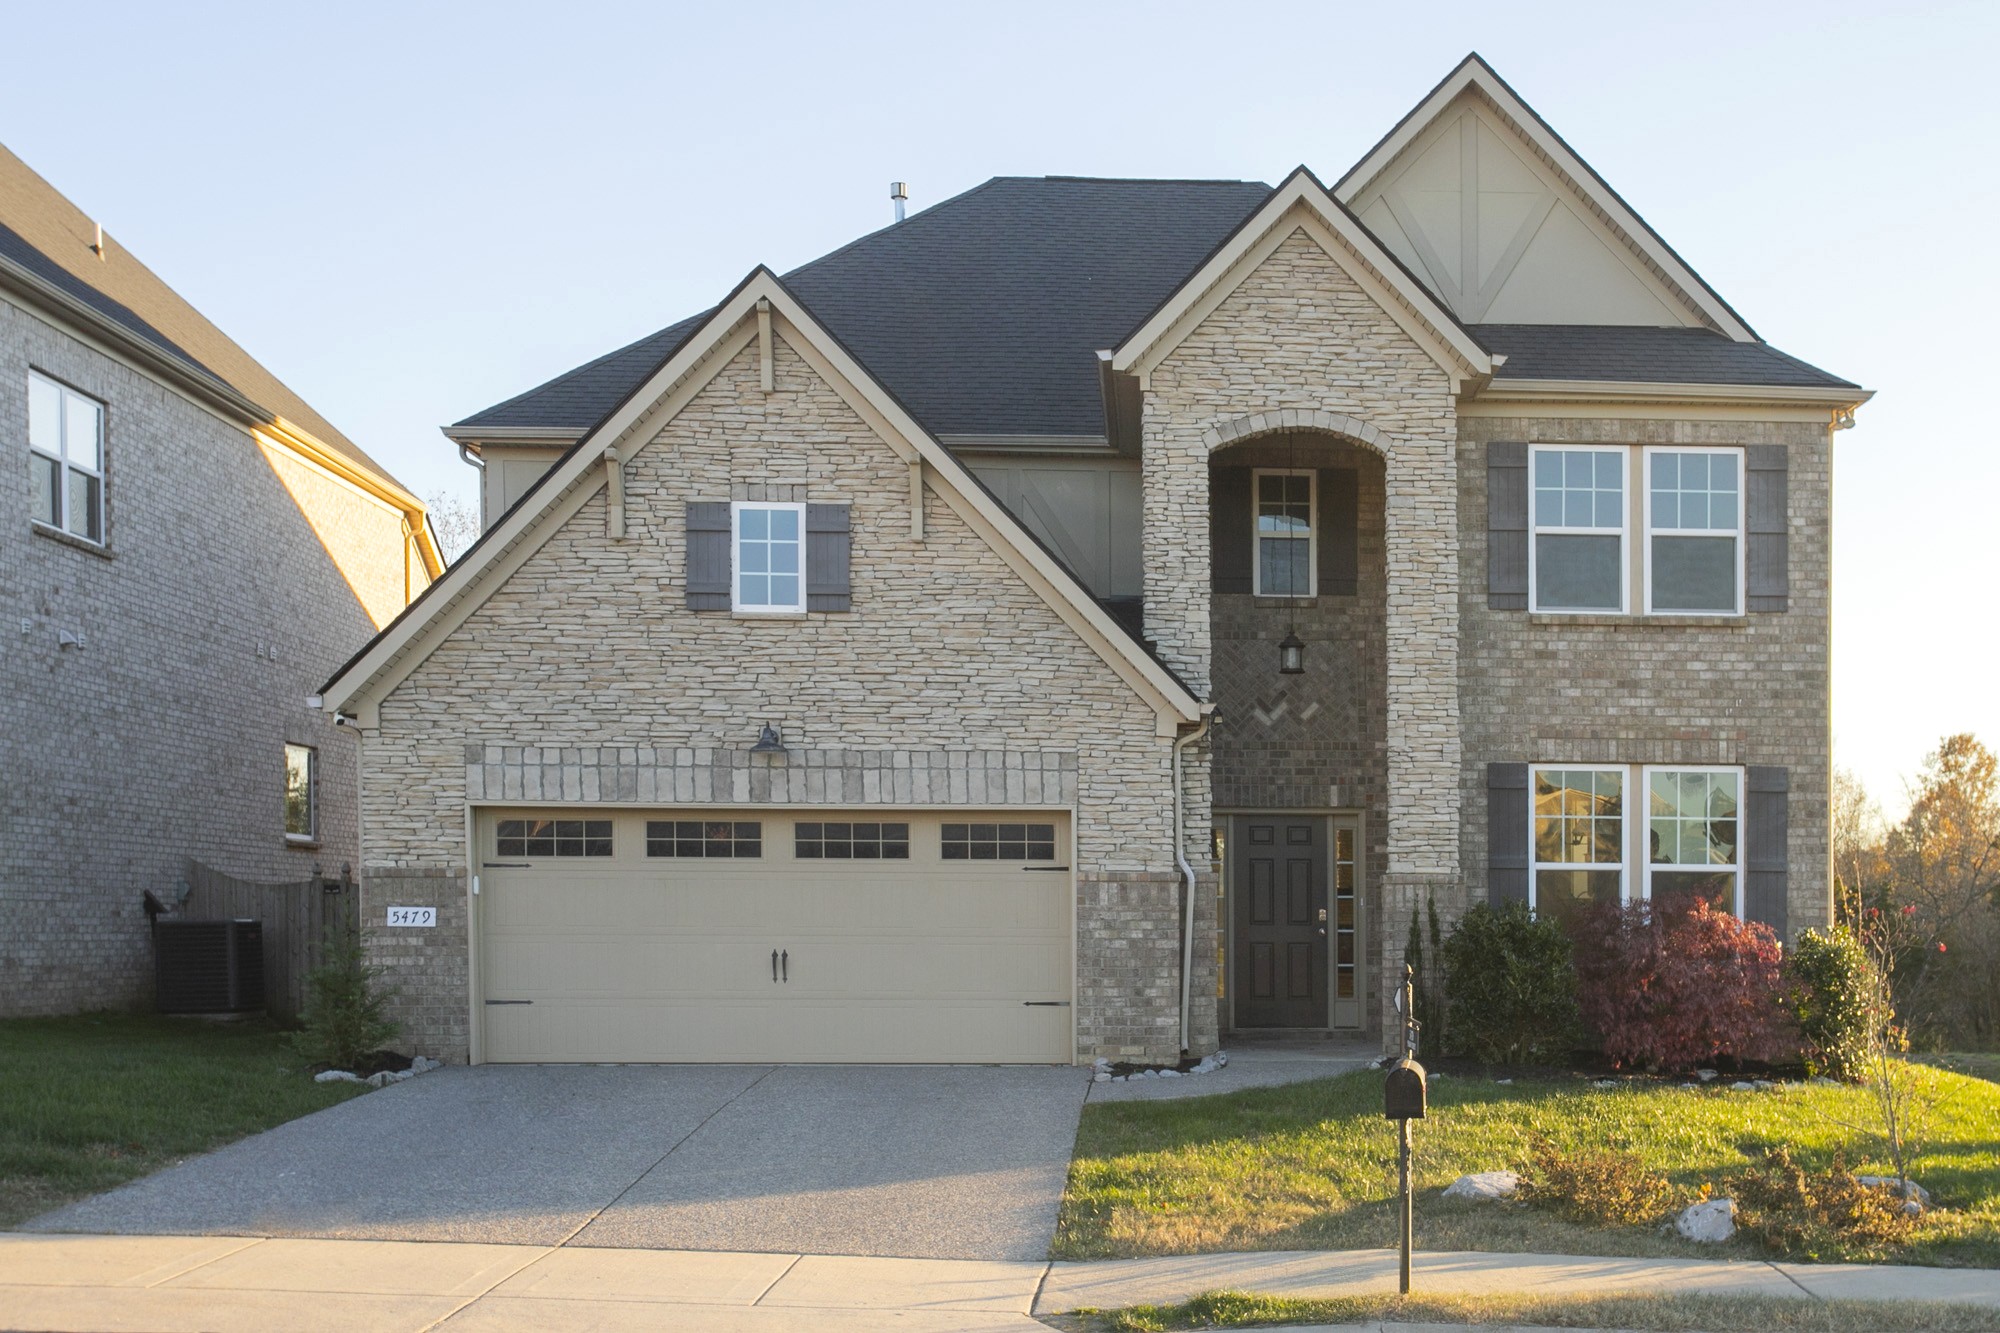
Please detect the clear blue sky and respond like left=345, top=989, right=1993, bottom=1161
left=4, top=1, right=1991, bottom=814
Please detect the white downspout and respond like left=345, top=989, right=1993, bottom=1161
left=1174, top=710, right=1214, bottom=1053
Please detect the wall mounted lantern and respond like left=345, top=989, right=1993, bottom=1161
left=750, top=722, right=788, bottom=754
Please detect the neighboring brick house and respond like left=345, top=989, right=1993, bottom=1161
left=320, top=55, right=1868, bottom=1064
left=0, top=143, right=442, bottom=1014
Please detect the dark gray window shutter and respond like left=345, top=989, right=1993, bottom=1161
left=1210, top=466, right=1252, bottom=595
left=1487, top=441, right=1528, bottom=609
left=1317, top=468, right=1358, bottom=596
left=1745, top=766, right=1789, bottom=935
left=685, top=502, right=731, bottom=610
left=1746, top=445, right=1788, bottom=613
left=1487, top=762, right=1530, bottom=909
left=806, top=503, right=851, bottom=612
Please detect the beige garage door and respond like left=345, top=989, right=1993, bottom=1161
left=475, top=809, right=1073, bottom=1063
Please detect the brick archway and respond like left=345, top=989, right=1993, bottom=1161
left=1202, top=410, right=1392, bottom=459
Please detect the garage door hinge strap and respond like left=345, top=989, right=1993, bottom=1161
left=484, top=1000, right=533, bottom=1005
left=1023, top=1001, right=1072, bottom=1007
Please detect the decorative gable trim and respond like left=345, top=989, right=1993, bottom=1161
left=1107, top=168, right=1495, bottom=394
left=1335, top=53, right=1758, bottom=342
left=319, top=267, right=1203, bottom=733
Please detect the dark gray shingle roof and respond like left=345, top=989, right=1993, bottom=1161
left=455, top=179, right=1859, bottom=438
left=1481, top=324, right=1857, bottom=390
left=455, top=177, right=1276, bottom=438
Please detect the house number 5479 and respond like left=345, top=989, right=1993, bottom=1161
left=386, top=907, right=436, bottom=927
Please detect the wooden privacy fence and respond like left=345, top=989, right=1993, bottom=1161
left=178, top=859, right=357, bottom=1024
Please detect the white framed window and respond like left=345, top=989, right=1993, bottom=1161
left=1530, top=445, right=1625, bottom=613
left=1529, top=766, right=1627, bottom=923
left=731, top=501, right=806, bottom=614
left=1251, top=469, right=1314, bottom=597
left=28, top=371, right=105, bottom=544
left=283, top=744, right=317, bottom=843
left=1645, top=447, right=1743, bottom=615
left=1643, top=766, right=1742, bottom=916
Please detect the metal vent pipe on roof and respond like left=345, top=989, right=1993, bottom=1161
left=890, top=181, right=908, bottom=223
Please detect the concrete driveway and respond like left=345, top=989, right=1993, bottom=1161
left=26, top=1064, right=1090, bottom=1261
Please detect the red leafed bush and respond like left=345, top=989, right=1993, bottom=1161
left=1572, top=900, right=1793, bottom=1071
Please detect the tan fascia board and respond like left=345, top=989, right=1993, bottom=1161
left=937, top=433, right=1113, bottom=454
left=1471, top=378, right=1875, bottom=413
left=441, top=424, right=588, bottom=447
left=1334, top=62, right=1757, bottom=344
left=320, top=319, right=759, bottom=716
left=0, top=253, right=441, bottom=579
left=763, top=303, right=1202, bottom=733
left=1110, top=178, right=1493, bottom=393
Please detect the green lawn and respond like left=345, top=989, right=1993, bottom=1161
left=1048, top=1291, right=2000, bottom=1333
left=1055, top=1064, right=2000, bottom=1267
left=0, top=1012, right=369, bottom=1227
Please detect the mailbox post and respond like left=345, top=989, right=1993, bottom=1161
left=1384, top=964, right=1428, bottom=1295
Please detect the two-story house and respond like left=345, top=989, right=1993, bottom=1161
left=319, top=55, right=1868, bottom=1064
left=1, top=142, right=442, bottom=1014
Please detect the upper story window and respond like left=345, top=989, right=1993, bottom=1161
left=732, top=501, right=805, bottom=614
left=283, top=744, right=317, bottom=843
left=1252, top=469, right=1314, bottom=597
left=1645, top=448, right=1742, bottom=614
left=29, top=371, right=105, bottom=544
left=1531, top=446, right=1624, bottom=613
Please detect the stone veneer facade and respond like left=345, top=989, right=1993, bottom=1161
left=0, top=295, right=423, bottom=1014
left=1142, top=226, right=1463, bottom=1040
left=360, top=333, right=1203, bottom=1064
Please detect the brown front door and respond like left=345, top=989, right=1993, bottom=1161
left=1232, top=815, right=1327, bottom=1027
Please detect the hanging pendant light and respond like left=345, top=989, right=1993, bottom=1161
left=1278, top=630, right=1305, bottom=674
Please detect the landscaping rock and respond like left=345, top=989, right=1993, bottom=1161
left=1214, top=1051, right=1228, bottom=1068
left=1093, top=1072, right=1110, bottom=1083
left=1730, top=1080, right=1755, bottom=1091
left=313, top=1070, right=362, bottom=1084
left=1442, top=1170, right=1519, bottom=1201
left=1858, top=1176, right=1931, bottom=1210
left=1159, top=1069, right=1181, bottom=1078
left=1592, top=1078, right=1618, bottom=1089
left=410, top=1056, right=442, bottom=1074
left=1676, top=1197, right=1736, bottom=1243
left=1494, top=1077, right=1514, bottom=1085
left=1697, top=1069, right=1719, bottom=1082
left=1752, top=1079, right=1776, bottom=1091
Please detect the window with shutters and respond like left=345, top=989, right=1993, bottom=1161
left=1251, top=469, right=1314, bottom=597
left=1530, top=766, right=1626, bottom=924
left=731, top=501, right=806, bottom=614
left=1530, top=446, right=1625, bottom=612
left=29, top=371, right=105, bottom=545
left=1644, top=767, right=1741, bottom=916
left=1645, top=448, right=1742, bottom=615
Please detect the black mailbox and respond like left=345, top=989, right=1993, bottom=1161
left=1384, top=1057, right=1427, bottom=1120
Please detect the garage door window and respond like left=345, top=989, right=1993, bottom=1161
left=646, top=820, right=762, bottom=858
left=795, top=821, right=909, bottom=859
left=498, top=819, right=613, bottom=857
left=942, top=822, right=1056, bottom=861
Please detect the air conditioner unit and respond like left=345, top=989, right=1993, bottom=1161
left=154, top=919, right=265, bottom=1014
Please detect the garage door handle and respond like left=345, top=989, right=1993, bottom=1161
left=772, top=949, right=779, bottom=983
left=781, top=949, right=788, bottom=983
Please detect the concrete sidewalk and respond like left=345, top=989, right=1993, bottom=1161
left=3, top=1233, right=1996, bottom=1332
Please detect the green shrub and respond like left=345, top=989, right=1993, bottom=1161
left=1442, top=902, right=1579, bottom=1065
left=1734, top=1145, right=1914, bottom=1259
left=1784, top=925, right=1877, bottom=1082
left=1519, top=1137, right=1677, bottom=1227
left=290, top=929, right=400, bottom=1071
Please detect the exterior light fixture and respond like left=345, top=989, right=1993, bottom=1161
left=1278, top=631, right=1305, bottom=675
left=750, top=723, right=787, bottom=754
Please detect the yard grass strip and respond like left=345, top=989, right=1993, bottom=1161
left=0, top=1012, right=368, bottom=1227
left=1045, top=1289, right=2000, bottom=1332
left=1055, top=1063, right=2000, bottom=1267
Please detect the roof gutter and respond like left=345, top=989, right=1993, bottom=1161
left=1470, top=378, right=1875, bottom=412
